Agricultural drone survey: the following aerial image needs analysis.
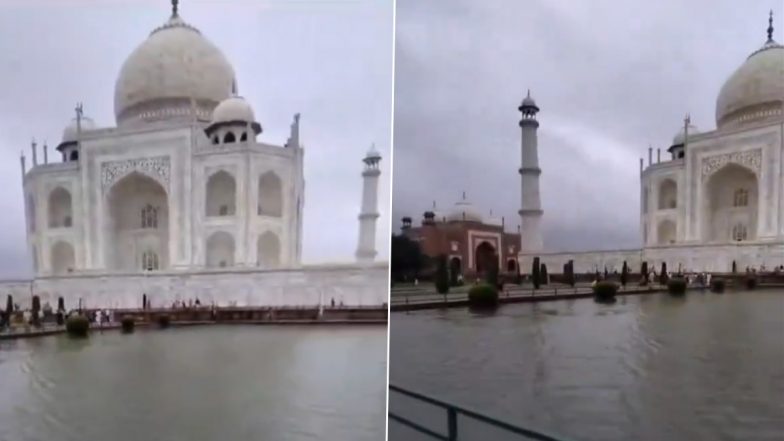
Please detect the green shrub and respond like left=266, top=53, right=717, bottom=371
left=157, top=314, right=171, bottom=328
left=667, top=277, right=687, bottom=296
left=468, top=283, right=499, bottom=308
left=745, top=276, right=758, bottom=290
left=710, top=278, right=725, bottom=293
left=592, top=281, right=618, bottom=301
left=532, top=257, right=541, bottom=289
left=121, top=316, right=135, bottom=333
left=65, top=315, right=90, bottom=337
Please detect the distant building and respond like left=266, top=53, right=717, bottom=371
left=400, top=194, right=521, bottom=279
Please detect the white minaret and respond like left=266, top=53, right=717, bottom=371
left=518, top=90, right=543, bottom=254
left=356, top=144, right=382, bottom=263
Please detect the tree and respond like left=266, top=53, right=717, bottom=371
left=391, top=234, right=425, bottom=283
left=641, top=261, right=649, bottom=284
left=485, top=255, right=500, bottom=288
left=540, top=263, right=549, bottom=285
left=621, top=261, right=628, bottom=287
left=532, top=257, right=541, bottom=289
left=567, top=260, right=576, bottom=287
left=435, top=254, right=449, bottom=294
left=5, top=294, right=12, bottom=325
left=31, top=295, right=41, bottom=327
left=604, top=266, right=609, bottom=279
left=660, top=262, right=668, bottom=285
left=57, top=296, right=65, bottom=312
left=731, top=260, right=737, bottom=273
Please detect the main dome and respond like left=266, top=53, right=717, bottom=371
left=715, top=19, right=784, bottom=130
left=114, top=13, right=236, bottom=127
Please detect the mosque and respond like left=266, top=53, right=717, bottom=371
left=518, top=12, right=784, bottom=274
left=0, top=2, right=387, bottom=308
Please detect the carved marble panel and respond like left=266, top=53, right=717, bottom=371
left=101, top=156, right=171, bottom=192
left=700, top=148, right=762, bottom=181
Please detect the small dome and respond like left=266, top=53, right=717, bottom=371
left=672, top=123, right=700, bottom=145
left=715, top=18, right=784, bottom=129
left=61, top=116, right=96, bottom=143
left=446, top=198, right=484, bottom=223
left=211, top=96, right=255, bottom=124
left=114, top=13, right=236, bottom=126
left=365, top=144, right=381, bottom=161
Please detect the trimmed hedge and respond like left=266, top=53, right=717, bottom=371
left=65, top=315, right=90, bottom=337
left=468, top=283, right=499, bottom=308
left=667, top=278, right=687, bottom=296
left=710, top=278, right=725, bottom=293
left=157, top=314, right=171, bottom=328
left=121, top=316, right=135, bottom=333
left=593, top=281, right=618, bottom=301
left=745, top=276, right=758, bottom=290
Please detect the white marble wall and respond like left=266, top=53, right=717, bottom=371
left=0, top=264, right=388, bottom=310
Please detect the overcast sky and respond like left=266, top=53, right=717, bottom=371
left=392, top=0, right=779, bottom=252
left=0, top=0, right=393, bottom=277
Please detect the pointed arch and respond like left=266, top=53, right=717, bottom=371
left=206, top=170, right=236, bottom=216
left=258, top=171, right=283, bottom=217
left=48, top=186, right=73, bottom=228
left=657, top=219, right=677, bottom=245
left=257, top=231, right=281, bottom=268
left=106, top=172, right=169, bottom=271
left=51, top=241, right=75, bottom=275
left=224, top=132, right=236, bottom=144
left=206, top=231, right=235, bottom=268
left=658, top=179, right=677, bottom=209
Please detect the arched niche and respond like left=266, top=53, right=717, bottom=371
left=258, top=171, right=283, bottom=217
left=657, top=219, right=677, bottom=245
left=205, top=231, right=235, bottom=268
left=51, top=241, right=75, bottom=275
left=257, top=231, right=281, bottom=268
left=474, top=241, right=496, bottom=274
left=48, top=187, right=73, bottom=228
left=206, top=170, right=237, bottom=216
left=658, top=179, right=677, bottom=210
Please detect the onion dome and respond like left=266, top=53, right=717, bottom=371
left=113, top=5, right=236, bottom=127
left=715, top=11, right=784, bottom=130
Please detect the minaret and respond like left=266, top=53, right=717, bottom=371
left=518, top=90, right=543, bottom=254
left=356, top=144, right=382, bottom=263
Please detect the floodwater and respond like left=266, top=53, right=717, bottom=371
left=0, top=325, right=386, bottom=441
left=389, top=291, right=784, bottom=441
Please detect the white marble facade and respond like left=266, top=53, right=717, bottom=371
left=520, top=15, right=784, bottom=273
left=12, top=6, right=385, bottom=307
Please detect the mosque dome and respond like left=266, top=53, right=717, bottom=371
left=211, top=96, right=255, bottom=124
left=715, top=14, right=784, bottom=130
left=114, top=10, right=236, bottom=127
left=446, top=197, right=484, bottom=223
left=61, top=116, right=96, bottom=143
left=671, top=123, right=700, bottom=146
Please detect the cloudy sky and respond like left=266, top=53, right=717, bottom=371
left=0, top=0, right=393, bottom=277
left=392, top=0, right=779, bottom=252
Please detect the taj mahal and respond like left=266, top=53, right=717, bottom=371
left=0, top=2, right=387, bottom=308
left=517, top=12, right=784, bottom=274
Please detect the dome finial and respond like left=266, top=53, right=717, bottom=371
left=172, top=0, right=179, bottom=18
left=767, top=10, right=775, bottom=43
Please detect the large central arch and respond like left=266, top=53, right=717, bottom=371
left=474, top=241, right=497, bottom=274
left=704, top=163, right=758, bottom=242
left=106, top=172, right=169, bottom=271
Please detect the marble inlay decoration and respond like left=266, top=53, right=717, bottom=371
left=101, top=156, right=171, bottom=191
left=701, top=148, right=762, bottom=181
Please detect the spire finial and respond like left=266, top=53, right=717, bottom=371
left=527, top=89, right=531, bottom=98
left=231, top=78, right=237, bottom=95
left=461, top=191, right=466, bottom=201
left=768, top=10, right=775, bottom=42
left=172, top=0, right=179, bottom=18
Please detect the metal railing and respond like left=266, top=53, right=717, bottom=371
left=389, top=385, right=574, bottom=440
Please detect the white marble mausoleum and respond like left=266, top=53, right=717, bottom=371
left=1, top=3, right=387, bottom=308
left=517, top=13, right=784, bottom=274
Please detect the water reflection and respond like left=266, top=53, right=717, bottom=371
left=390, top=292, right=784, bottom=441
left=0, top=325, right=386, bottom=441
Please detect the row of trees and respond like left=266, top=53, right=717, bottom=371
left=1, top=294, right=69, bottom=328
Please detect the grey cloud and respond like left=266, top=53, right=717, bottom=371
left=392, top=0, right=774, bottom=252
left=0, top=0, right=393, bottom=278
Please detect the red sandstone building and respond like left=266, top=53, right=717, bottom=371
left=401, top=196, right=521, bottom=279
